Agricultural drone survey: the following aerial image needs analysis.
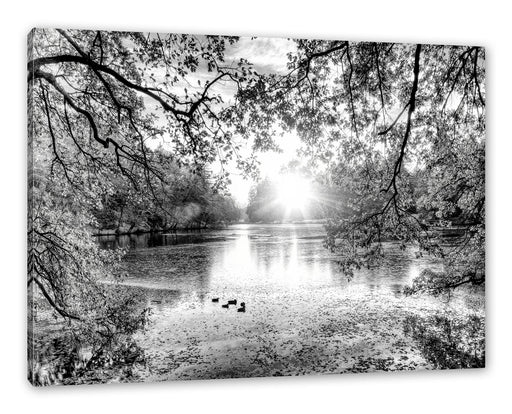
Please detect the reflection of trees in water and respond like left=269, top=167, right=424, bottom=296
left=118, top=244, right=215, bottom=295
left=97, top=230, right=215, bottom=250
left=100, top=227, right=446, bottom=293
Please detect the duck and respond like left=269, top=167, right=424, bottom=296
left=212, top=298, right=219, bottom=303
left=237, top=302, right=246, bottom=312
left=221, top=303, right=229, bottom=309
left=227, top=299, right=237, bottom=306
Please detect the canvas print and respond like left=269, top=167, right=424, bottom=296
left=27, top=29, right=485, bottom=386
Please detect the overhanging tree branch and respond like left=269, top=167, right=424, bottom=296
left=382, top=44, right=422, bottom=196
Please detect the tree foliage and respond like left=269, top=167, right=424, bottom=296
left=28, top=31, right=486, bottom=384
left=237, top=41, right=485, bottom=292
left=246, top=175, right=336, bottom=223
left=94, top=161, right=241, bottom=234
left=27, top=29, right=254, bottom=380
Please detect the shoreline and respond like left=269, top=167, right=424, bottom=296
left=131, top=285, right=483, bottom=382
left=29, top=281, right=484, bottom=385
left=92, top=220, right=329, bottom=237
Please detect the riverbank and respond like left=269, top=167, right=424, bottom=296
left=92, top=219, right=329, bottom=237
left=128, top=284, right=483, bottom=382
left=93, top=225, right=225, bottom=237
left=29, top=282, right=484, bottom=385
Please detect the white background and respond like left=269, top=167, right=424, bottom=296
left=1, top=1, right=510, bottom=412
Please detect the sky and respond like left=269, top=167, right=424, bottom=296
left=145, top=35, right=302, bottom=206
left=219, top=37, right=302, bottom=205
left=227, top=131, right=302, bottom=205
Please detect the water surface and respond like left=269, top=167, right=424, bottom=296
left=96, top=223, right=481, bottom=380
left=98, top=223, right=442, bottom=300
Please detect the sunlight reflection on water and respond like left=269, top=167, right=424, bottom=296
left=98, top=223, right=444, bottom=310
left=93, top=225, right=484, bottom=382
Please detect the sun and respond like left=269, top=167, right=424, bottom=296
left=276, top=173, right=313, bottom=210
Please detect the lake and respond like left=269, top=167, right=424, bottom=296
left=96, top=223, right=484, bottom=380
left=98, top=223, right=443, bottom=296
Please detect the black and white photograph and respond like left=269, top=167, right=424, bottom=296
left=27, top=28, right=485, bottom=386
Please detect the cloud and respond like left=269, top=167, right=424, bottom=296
left=225, top=36, right=296, bottom=74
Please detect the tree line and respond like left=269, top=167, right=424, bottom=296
left=93, top=160, right=241, bottom=235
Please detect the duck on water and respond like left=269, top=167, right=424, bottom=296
left=214, top=298, right=246, bottom=312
